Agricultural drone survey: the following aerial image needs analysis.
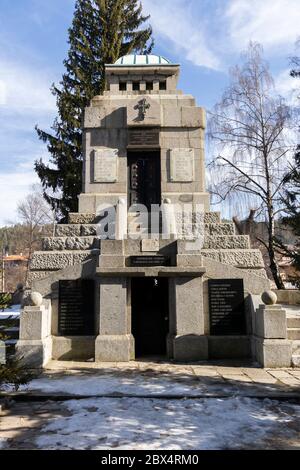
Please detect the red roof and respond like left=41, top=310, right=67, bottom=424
left=4, top=255, right=28, bottom=262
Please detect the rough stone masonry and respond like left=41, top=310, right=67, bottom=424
left=16, top=54, right=292, bottom=368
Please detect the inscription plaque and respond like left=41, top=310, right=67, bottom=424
left=170, top=148, right=194, bottom=182
left=58, top=280, right=95, bottom=336
left=128, top=128, right=159, bottom=147
left=94, top=149, right=118, bottom=183
left=208, top=279, right=246, bottom=335
left=130, top=255, right=170, bottom=267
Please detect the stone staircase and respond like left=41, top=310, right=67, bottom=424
left=0, top=316, right=20, bottom=359
left=287, top=315, right=300, bottom=367
left=27, top=211, right=266, bottom=284
left=283, top=306, right=300, bottom=367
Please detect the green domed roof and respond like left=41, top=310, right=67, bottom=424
left=114, top=54, right=172, bottom=66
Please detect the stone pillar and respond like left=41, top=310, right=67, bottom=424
left=115, top=197, right=127, bottom=240
left=170, top=276, right=208, bottom=361
left=252, top=304, right=292, bottom=367
left=95, top=277, right=134, bottom=362
left=153, top=79, right=160, bottom=91
left=16, top=301, right=52, bottom=367
left=161, top=198, right=177, bottom=239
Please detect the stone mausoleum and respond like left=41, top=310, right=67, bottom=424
left=17, top=54, right=293, bottom=368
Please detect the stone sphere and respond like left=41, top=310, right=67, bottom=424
left=261, top=290, right=277, bottom=305
left=30, top=291, right=43, bottom=307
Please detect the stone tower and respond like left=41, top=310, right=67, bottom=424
left=17, top=54, right=273, bottom=367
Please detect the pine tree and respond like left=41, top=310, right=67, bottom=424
left=278, top=148, right=300, bottom=285
left=278, top=44, right=300, bottom=284
left=35, top=0, right=153, bottom=219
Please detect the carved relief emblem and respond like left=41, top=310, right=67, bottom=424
left=134, top=98, right=151, bottom=121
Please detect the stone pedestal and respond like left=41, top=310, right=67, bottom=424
left=52, top=336, right=95, bottom=361
left=255, top=305, right=287, bottom=339
left=16, top=302, right=52, bottom=367
left=252, top=304, right=292, bottom=367
left=172, top=334, right=208, bottom=362
left=95, top=334, right=134, bottom=362
left=95, top=276, right=133, bottom=361
left=252, top=337, right=292, bottom=368
left=170, top=276, right=208, bottom=361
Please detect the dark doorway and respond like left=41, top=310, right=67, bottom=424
left=131, top=277, right=169, bottom=357
left=128, top=151, right=161, bottom=210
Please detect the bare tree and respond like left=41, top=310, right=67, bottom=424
left=17, top=185, right=55, bottom=281
left=208, top=42, right=293, bottom=289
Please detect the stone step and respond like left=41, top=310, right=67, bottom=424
left=287, top=316, right=300, bottom=328
left=68, top=211, right=222, bottom=225
left=204, top=212, right=221, bottom=224
left=287, top=328, right=300, bottom=340
left=42, top=236, right=100, bottom=251
left=202, top=235, right=249, bottom=250
left=206, top=223, right=235, bottom=236
left=30, top=250, right=99, bottom=270
left=292, top=355, right=300, bottom=368
left=201, top=249, right=264, bottom=268
left=2, top=327, right=19, bottom=340
left=68, top=213, right=99, bottom=224
left=56, top=222, right=236, bottom=238
left=55, top=224, right=100, bottom=237
left=292, top=340, right=300, bottom=352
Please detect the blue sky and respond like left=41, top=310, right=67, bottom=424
left=0, top=0, right=299, bottom=225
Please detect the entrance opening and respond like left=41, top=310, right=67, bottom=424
left=127, top=150, right=161, bottom=210
left=131, top=277, right=169, bottom=358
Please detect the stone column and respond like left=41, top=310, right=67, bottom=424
left=115, top=197, right=127, bottom=240
left=95, top=277, right=134, bottom=361
left=170, top=276, right=208, bottom=361
left=161, top=198, right=177, bottom=239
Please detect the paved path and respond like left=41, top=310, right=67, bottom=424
left=44, top=359, right=300, bottom=391
left=1, top=360, right=299, bottom=399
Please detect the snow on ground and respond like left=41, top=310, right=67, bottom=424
left=24, top=374, right=233, bottom=397
left=34, top=397, right=300, bottom=450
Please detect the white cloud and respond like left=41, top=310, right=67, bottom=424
left=142, top=0, right=220, bottom=70
left=0, top=81, right=6, bottom=105
left=226, top=0, right=300, bottom=51
left=0, top=139, right=51, bottom=225
left=276, top=68, right=300, bottom=105
left=0, top=58, right=56, bottom=113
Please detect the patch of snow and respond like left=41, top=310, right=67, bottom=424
left=24, top=374, right=230, bottom=397
left=35, top=397, right=300, bottom=450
